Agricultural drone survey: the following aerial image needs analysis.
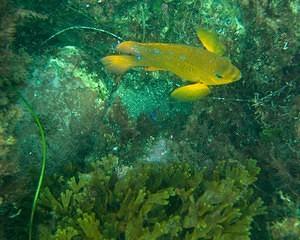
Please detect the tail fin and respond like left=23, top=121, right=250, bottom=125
left=101, top=55, right=138, bottom=74
left=116, top=41, right=140, bottom=55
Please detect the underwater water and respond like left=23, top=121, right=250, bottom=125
left=0, top=0, right=299, bottom=239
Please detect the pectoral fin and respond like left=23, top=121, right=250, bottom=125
left=171, top=83, right=211, bottom=101
left=196, top=28, right=226, bottom=56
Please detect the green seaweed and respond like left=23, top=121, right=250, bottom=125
left=77, top=213, right=102, bottom=240
left=38, top=157, right=264, bottom=239
left=19, top=93, right=47, bottom=240
left=54, top=226, right=78, bottom=240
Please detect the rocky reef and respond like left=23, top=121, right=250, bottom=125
left=17, top=45, right=108, bottom=173
left=0, top=0, right=299, bottom=239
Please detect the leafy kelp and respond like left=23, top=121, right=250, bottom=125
left=38, top=156, right=263, bottom=239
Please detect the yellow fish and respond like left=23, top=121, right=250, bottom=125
left=101, top=28, right=241, bottom=101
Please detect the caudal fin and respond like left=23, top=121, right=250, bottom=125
left=101, top=55, right=138, bottom=74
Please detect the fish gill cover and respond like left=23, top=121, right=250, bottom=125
left=0, top=0, right=299, bottom=240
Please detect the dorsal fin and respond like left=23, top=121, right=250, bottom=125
left=196, top=28, right=226, bottom=56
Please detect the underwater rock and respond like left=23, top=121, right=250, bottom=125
left=17, top=46, right=108, bottom=173
left=143, top=136, right=169, bottom=163
left=111, top=71, right=191, bottom=118
left=271, top=217, right=300, bottom=240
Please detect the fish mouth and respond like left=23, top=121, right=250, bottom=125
left=232, top=62, right=242, bottom=81
left=233, top=70, right=242, bottom=82
left=226, top=65, right=242, bottom=83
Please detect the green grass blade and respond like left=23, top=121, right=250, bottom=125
left=19, top=93, right=47, bottom=240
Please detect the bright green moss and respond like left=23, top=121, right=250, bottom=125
left=38, top=156, right=264, bottom=239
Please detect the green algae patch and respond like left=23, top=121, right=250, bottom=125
left=38, top=156, right=263, bottom=239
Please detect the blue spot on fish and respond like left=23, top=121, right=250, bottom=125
left=153, top=49, right=160, bottom=55
left=179, top=55, right=187, bottom=61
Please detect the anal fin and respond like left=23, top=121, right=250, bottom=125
left=171, top=83, right=210, bottom=101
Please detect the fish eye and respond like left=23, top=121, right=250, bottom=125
left=215, top=73, right=223, bottom=79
